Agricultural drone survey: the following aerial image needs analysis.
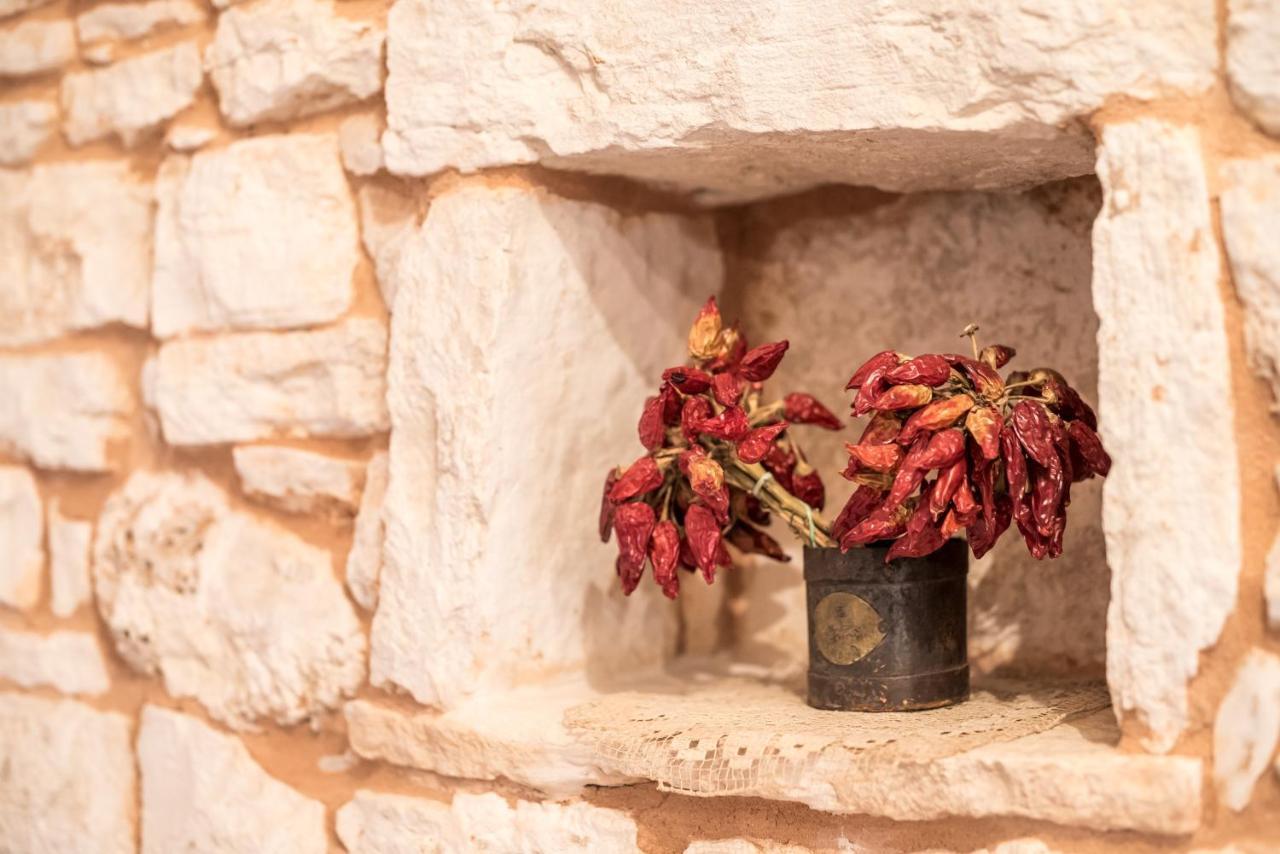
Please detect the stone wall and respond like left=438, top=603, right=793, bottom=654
left=1, top=0, right=1278, bottom=852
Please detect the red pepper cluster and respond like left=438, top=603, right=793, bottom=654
left=600, top=297, right=843, bottom=599
left=836, top=341, right=1111, bottom=562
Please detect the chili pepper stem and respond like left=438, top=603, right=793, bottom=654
left=960, top=323, right=981, bottom=360
left=719, top=455, right=836, bottom=548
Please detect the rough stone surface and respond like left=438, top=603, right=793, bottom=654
left=356, top=181, right=417, bottom=308
left=138, top=705, right=327, bottom=853
left=49, top=500, right=93, bottom=617
left=61, top=42, right=203, bottom=146
left=0, top=100, right=56, bottom=166
left=0, top=465, right=42, bottom=610
left=0, top=0, right=53, bottom=18
left=153, top=317, right=389, bottom=445
left=1093, top=119, right=1239, bottom=753
left=345, top=449, right=387, bottom=609
left=336, top=789, right=640, bottom=854
left=152, top=133, right=357, bottom=336
left=1269, top=521, right=1280, bottom=631
left=0, top=161, right=151, bottom=345
left=165, top=122, right=216, bottom=151
left=1220, top=156, right=1280, bottom=404
left=93, top=470, right=366, bottom=729
left=0, top=19, right=75, bottom=77
left=685, top=843, right=812, bottom=854
left=382, top=1, right=1214, bottom=202
left=339, top=111, right=384, bottom=175
left=1227, top=0, right=1280, bottom=136
left=233, top=444, right=364, bottom=518
left=0, top=352, right=132, bottom=471
left=1213, top=648, right=1280, bottom=811
left=0, top=628, right=110, bottom=695
left=735, top=179, right=1103, bottom=678
left=76, top=0, right=205, bottom=44
left=206, top=0, right=385, bottom=126
left=370, top=182, right=713, bottom=709
left=0, top=692, right=134, bottom=854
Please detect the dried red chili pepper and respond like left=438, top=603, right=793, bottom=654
left=1015, top=509, right=1050, bottom=559
left=680, top=396, right=713, bottom=443
left=739, top=340, right=790, bottom=382
left=687, top=296, right=726, bottom=361
left=678, top=446, right=705, bottom=476
left=968, top=494, right=1012, bottom=559
left=898, top=394, right=974, bottom=444
left=706, top=326, right=746, bottom=374
left=916, top=428, right=967, bottom=470
left=614, top=502, right=656, bottom=590
left=761, top=443, right=796, bottom=493
left=686, top=456, right=730, bottom=522
left=832, top=485, right=883, bottom=539
left=783, top=393, right=842, bottom=430
left=852, top=366, right=891, bottom=415
left=742, top=493, right=771, bottom=526
left=859, top=411, right=901, bottom=445
left=697, top=406, right=751, bottom=441
left=791, top=463, right=825, bottom=511
left=873, top=383, right=933, bottom=412
left=945, top=355, right=1005, bottom=400
left=684, top=504, right=722, bottom=583
left=940, top=509, right=964, bottom=538
left=712, top=371, right=743, bottom=406
left=599, top=467, right=620, bottom=542
left=662, top=365, right=713, bottom=395
left=844, top=442, right=904, bottom=473
left=726, top=522, right=790, bottom=562
left=736, top=421, right=789, bottom=464
left=1067, top=420, right=1111, bottom=477
left=972, top=452, right=997, bottom=526
left=1010, top=400, right=1057, bottom=468
left=1031, top=462, right=1065, bottom=538
left=885, top=435, right=930, bottom=510
left=847, top=350, right=901, bottom=389
left=1000, top=426, right=1028, bottom=504
left=638, top=395, right=666, bottom=451
left=929, top=458, right=967, bottom=516
left=840, top=503, right=910, bottom=549
left=649, top=520, right=680, bottom=599
left=886, top=518, right=945, bottom=562
left=885, top=354, right=950, bottom=387
left=609, top=456, right=664, bottom=503
left=660, top=383, right=682, bottom=425
left=978, top=344, right=1015, bottom=370
left=952, top=473, right=979, bottom=518
left=965, top=405, right=1001, bottom=460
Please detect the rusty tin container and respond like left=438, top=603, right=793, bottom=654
left=803, top=539, right=969, bottom=712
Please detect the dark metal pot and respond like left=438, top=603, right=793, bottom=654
left=803, top=539, right=969, bottom=712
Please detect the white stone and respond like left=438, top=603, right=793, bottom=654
left=0, top=352, right=133, bottom=471
left=339, top=112, right=384, bottom=175
left=1213, top=648, right=1280, bottom=811
left=206, top=0, right=384, bottom=126
left=0, top=692, right=134, bottom=854
left=233, top=444, right=364, bottom=517
left=153, top=318, right=389, bottom=445
left=0, top=628, right=109, bottom=695
left=1093, top=119, right=1239, bottom=753
left=83, top=41, right=115, bottom=65
left=382, top=0, right=1214, bottom=202
left=0, top=162, right=151, bottom=346
left=49, top=500, right=93, bottom=617
left=164, top=122, right=216, bottom=151
left=685, top=843, right=812, bottom=854
left=1220, top=156, right=1280, bottom=404
left=138, top=705, right=327, bottom=854
left=336, top=789, right=640, bottom=854
left=0, top=0, right=53, bottom=19
left=61, top=42, right=203, bottom=146
left=345, top=449, right=387, bottom=609
left=93, top=470, right=366, bottom=729
left=76, top=0, right=205, bottom=44
left=0, top=100, right=55, bottom=166
left=0, top=466, right=41, bottom=609
left=356, top=181, right=417, bottom=308
left=152, top=133, right=358, bottom=336
left=1268, top=527, right=1280, bottom=632
left=370, top=182, right=712, bottom=709
left=0, top=20, right=75, bottom=78
left=1227, top=0, right=1280, bottom=136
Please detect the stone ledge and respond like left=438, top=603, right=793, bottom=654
left=346, top=663, right=1201, bottom=835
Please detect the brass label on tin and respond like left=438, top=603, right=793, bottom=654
left=813, top=591, right=885, bottom=665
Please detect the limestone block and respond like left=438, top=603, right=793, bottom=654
left=356, top=181, right=417, bottom=308
left=76, top=0, right=205, bottom=44
left=685, top=843, right=812, bottom=854
left=49, top=501, right=93, bottom=617
left=93, top=470, right=366, bottom=729
left=340, top=112, right=384, bottom=175
left=0, top=0, right=53, bottom=19
left=345, top=449, right=387, bottom=609
left=138, top=705, right=327, bottom=853
left=1220, top=156, right=1280, bottom=404
left=0, top=465, right=41, bottom=609
left=336, top=789, right=640, bottom=854
left=153, top=317, right=389, bottom=445
left=0, top=628, right=109, bottom=695
left=206, top=0, right=385, bottom=126
left=152, top=133, right=358, bottom=336
left=1268, top=533, right=1280, bottom=632
left=0, top=161, right=151, bottom=345
left=0, top=692, right=134, bottom=854
left=0, top=100, right=55, bottom=166
left=61, top=42, right=203, bottom=146
left=1093, top=119, right=1239, bottom=752
left=165, top=122, right=216, bottom=151
left=369, top=181, right=714, bottom=709
left=1227, top=0, right=1280, bottom=136
left=0, top=20, right=75, bottom=77
left=1213, top=648, right=1280, bottom=811
left=0, top=352, right=132, bottom=470
left=382, top=0, right=1214, bottom=202
left=233, top=444, right=364, bottom=517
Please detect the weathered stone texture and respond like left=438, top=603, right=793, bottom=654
left=0, top=161, right=151, bottom=345
left=153, top=318, right=388, bottom=445
left=382, top=0, right=1213, bottom=201
left=138, top=705, right=327, bottom=853
left=1226, top=0, right=1280, bottom=136
left=0, top=352, right=132, bottom=471
left=345, top=449, right=387, bottom=609
left=1093, top=119, right=1238, bottom=753
left=0, top=19, right=75, bottom=77
left=0, top=0, right=53, bottom=18
left=165, top=122, right=216, bottom=151
left=356, top=181, right=417, bottom=308
left=369, top=182, right=713, bottom=709
left=76, top=0, right=205, bottom=44
left=0, top=100, right=55, bottom=166
left=339, top=111, right=384, bottom=175
left=49, top=501, right=93, bottom=617
left=233, top=444, right=364, bottom=517
left=61, top=42, right=203, bottom=146
left=0, top=465, right=42, bottom=609
left=94, top=470, right=366, bottom=729
left=1213, top=648, right=1280, bottom=811
left=0, top=692, right=134, bottom=854
left=1220, top=156, right=1280, bottom=404
left=0, top=628, right=110, bottom=695
left=152, top=133, right=358, bottom=336
left=206, top=0, right=385, bottom=126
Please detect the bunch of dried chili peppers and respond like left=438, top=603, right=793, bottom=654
left=600, top=297, right=844, bottom=599
left=837, top=326, right=1111, bottom=562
